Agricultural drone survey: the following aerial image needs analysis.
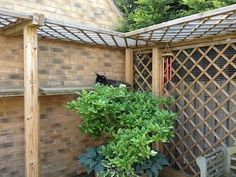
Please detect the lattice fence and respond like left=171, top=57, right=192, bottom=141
left=163, top=42, right=236, bottom=176
left=133, top=50, right=152, bottom=92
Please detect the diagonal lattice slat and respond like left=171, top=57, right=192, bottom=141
left=133, top=50, right=152, bottom=92
left=163, top=42, right=236, bottom=177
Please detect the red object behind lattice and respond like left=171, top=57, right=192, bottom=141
left=162, top=44, right=174, bottom=84
left=163, top=56, right=173, bottom=83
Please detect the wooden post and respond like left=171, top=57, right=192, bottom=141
left=152, top=47, right=163, bottom=96
left=125, top=49, right=134, bottom=86
left=152, top=47, right=164, bottom=152
left=24, top=25, right=39, bottom=177
left=23, top=14, right=44, bottom=177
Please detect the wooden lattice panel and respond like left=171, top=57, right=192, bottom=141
left=163, top=42, right=236, bottom=176
left=133, top=50, right=152, bottom=92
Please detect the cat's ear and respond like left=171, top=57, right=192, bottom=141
left=95, top=72, right=99, bottom=76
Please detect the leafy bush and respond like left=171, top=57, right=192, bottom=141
left=114, top=0, right=236, bottom=32
left=67, top=85, right=173, bottom=138
left=67, top=84, right=176, bottom=176
left=67, top=85, right=130, bottom=137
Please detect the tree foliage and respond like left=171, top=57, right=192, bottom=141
left=114, top=0, right=236, bottom=32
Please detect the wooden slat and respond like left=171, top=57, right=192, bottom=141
left=61, top=26, right=86, bottom=43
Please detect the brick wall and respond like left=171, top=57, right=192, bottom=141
left=0, top=96, right=105, bottom=177
left=40, top=95, right=104, bottom=177
left=38, top=39, right=125, bottom=88
left=0, top=0, right=122, bottom=29
left=0, top=36, right=24, bottom=89
left=0, top=97, right=24, bottom=177
left=0, top=35, right=125, bottom=89
left=0, top=34, right=125, bottom=177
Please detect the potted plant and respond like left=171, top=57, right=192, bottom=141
left=67, top=85, right=176, bottom=177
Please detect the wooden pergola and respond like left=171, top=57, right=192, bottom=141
left=0, top=4, right=236, bottom=177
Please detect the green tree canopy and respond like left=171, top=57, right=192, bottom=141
left=114, top=0, right=236, bottom=32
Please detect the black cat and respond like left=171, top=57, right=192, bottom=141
left=95, top=73, right=131, bottom=87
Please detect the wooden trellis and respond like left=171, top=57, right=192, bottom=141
left=163, top=42, right=236, bottom=176
left=133, top=49, right=153, bottom=92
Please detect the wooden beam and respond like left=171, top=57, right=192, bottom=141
left=3, top=13, right=44, bottom=36
left=125, top=49, right=134, bottom=86
left=3, top=19, right=32, bottom=36
left=168, top=33, right=236, bottom=50
left=24, top=25, right=39, bottom=177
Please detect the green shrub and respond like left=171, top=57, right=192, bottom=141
left=67, top=84, right=176, bottom=176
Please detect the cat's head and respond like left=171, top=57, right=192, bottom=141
left=95, top=73, right=108, bottom=84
